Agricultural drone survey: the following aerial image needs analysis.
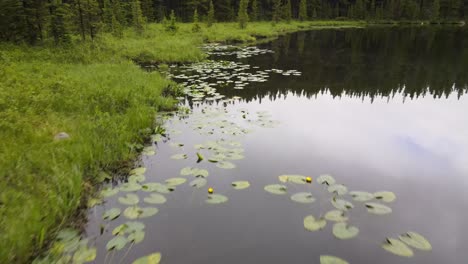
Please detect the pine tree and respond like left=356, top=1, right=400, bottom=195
left=238, top=0, right=249, bottom=29
left=272, top=0, right=282, bottom=23
left=250, top=0, right=259, bottom=21
left=165, top=10, right=178, bottom=32
left=111, top=0, right=124, bottom=37
left=192, top=8, right=201, bottom=32
left=49, top=0, right=71, bottom=45
left=82, top=0, right=100, bottom=40
left=131, top=0, right=145, bottom=34
left=207, top=0, right=215, bottom=27
left=102, top=0, right=113, bottom=32
left=432, top=0, right=440, bottom=20
left=140, top=0, right=155, bottom=22
left=299, top=0, right=308, bottom=21
left=284, top=0, right=292, bottom=23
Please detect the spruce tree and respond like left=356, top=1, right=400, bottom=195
left=207, top=0, right=215, bottom=27
left=131, top=0, right=145, bottom=34
left=165, top=10, right=178, bottom=32
left=192, top=8, right=201, bottom=32
left=111, top=0, right=124, bottom=37
left=251, top=0, right=259, bottom=22
left=284, top=0, right=292, bottom=23
left=272, top=0, right=282, bottom=24
left=238, top=0, right=249, bottom=29
left=432, top=0, right=440, bottom=21
left=102, top=0, right=113, bottom=32
left=140, top=0, right=155, bottom=22
left=82, top=0, right=100, bottom=40
left=49, top=0, right=71, bottom=45
left=299, top=0, right=308, bottom=21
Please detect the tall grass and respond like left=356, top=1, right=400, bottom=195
left=0, top=20, right=363, bottom=263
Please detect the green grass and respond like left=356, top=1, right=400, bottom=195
left=0, top=20, right=365, bottom=263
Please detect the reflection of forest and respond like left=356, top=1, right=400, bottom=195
left=216, top=27, right=468, bottom=103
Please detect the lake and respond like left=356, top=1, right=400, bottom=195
left=85, top=26, right=468, bottom=264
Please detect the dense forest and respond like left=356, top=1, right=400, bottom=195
left=1, top=0, right=467, bottom=44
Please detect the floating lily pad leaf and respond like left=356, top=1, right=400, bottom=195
left=332, top=198, right=354, bottom=211
left=206, top=194, right=229, bottom=204
left=141, top=183, right=174, bottom=193
left=216, top=161, right=236, bottom=169
left=225, top=153, right=245, bottom=160
left=180, top=167, right=193, bottom=176
left=365, top=202, right=392, bottom=215
left=264, top=184, right=288, bottom=195
left=232, top=181, right=250, bottom=190
left=350, top=191, right=374, bottom=202
left=119, top=194, right=140, bottom=205
left=128, top=230, right=145, bottom=244
left=374, top=191, right=396, bottom=203
left=171, top=154, right=187, bottom=160
left=73, top=246, right=96, bottom=263
left=165, top=177, right=187, bottom=186
left=144, top=193, right=167, bottom=204
left=142, top=147, right=155, bottom=156
left=170, top=142, right=184, bottom=148
left=382, top=238, right=414, bottom=257
left=113, top=221, right=145, bottom=236
left=278, top=175, right=307, bottom=184
left=320, top=255, right=349, bottom=264
left=192, top=168, right=209, bottom=177
left=56, top=229, right=79, bottom=242
left=190, top=178, right=207, bottom=188
left=124, top=207, right=159, bottom=219
left=120, top=182, right=142, bottom=192
left=100, top=188, right=119, bottom=198
left=106, top=236, right=128, bottom=251
left=333, top=222, right=359, bottom=240
left=151, top=134, right=163, bottom=142
left=194, top=144, right=205, bottom=150
left=196, top=152, right=204, bottom=162
left=130, top=167, right=146, bottom=175
left=128, top=174, right=145, bottom=183
left=291, top=192, right=316, bottom=203
left=304, top=215, right=327, bottom=231
left=328, top=184, right=348, bottom=195
left=317, top=174, right=336, bottom=185
left=324, top=210, right=348, bottom=222
left=399, top=232, right=432, bottom=251
left=132, top=253, right=162, bottom=264
left=103, top=208, right=121, bottom=220
left=87, top=198, right=102, bottom=208
left=112, top=224, right=128, bottom=236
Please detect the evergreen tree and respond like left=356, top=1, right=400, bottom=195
left=49, top=0, right=71, bottom=45
left=102, top=0, right=113, bottom=32
left=250, top=0, right=259, bottom=21
left=207, top=0, right=215, bottom=27
left=284, top=0, right=292, bottom=23
left=432, top=0, right=440, bottom=20
left=299, top=0, right=308, bottom=21
left=111, top=0, right=124, bottom=37
left=238, top=0, right=249, bottom=29
left=312, top=8, right=318, bottom=19
left=82, top=0, right=101, bottom=40
left=141, top=0, right=155, bottom=22
left=272, top=0, right=282, bottom=23
left=131, top=0, right=145, bottom=34
left=192, top=8, right=201, bottom=32
left=165, top=9, right=178, bottom=32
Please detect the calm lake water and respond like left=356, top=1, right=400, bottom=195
left=85, top=27, right=468, bottom=264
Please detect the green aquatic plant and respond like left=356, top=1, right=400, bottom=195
left=231, top=181, right=250, bottom=190
left=304, top=215, right=327, bottom=231
left=332, top=223, right=359, bottom=240
left=264, top=184, right=288, bottom=195
left=290, top=192, right=316, bottom=203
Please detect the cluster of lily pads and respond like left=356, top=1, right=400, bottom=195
left=264, top=174, right=431, bottom=261
left=202, top=43, right=274, bottom=59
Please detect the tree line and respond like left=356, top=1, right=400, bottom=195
left=1, top=0, right=466, bottom=44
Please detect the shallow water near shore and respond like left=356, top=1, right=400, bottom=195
left=84, top=26, right=468, bottom=264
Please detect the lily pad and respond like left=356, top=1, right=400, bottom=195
left=333, top=222, right=359, bottom=239
left=216, top=161, right=236, bottom=169
left=231, top=181, right=250, bottom=190
left=102, top=208, right=121, bottom=220
left=165, top=177, right=187, bottom=186
left=320, top=255, right=349, bottom=264
left=128, top=174, right=146, bottom=183
left=264, top=184, right=288, bottom=195
left=124, top=207, right=159, bottom=219
left=119, top=194, right=140, bottom=205
left=291, top=192, right=316, bottom=203
left=144, top=193, right=167, bottom=204
left=151, top=134, right=163, bottom=142
left=278, top=175, right=307, bottom=184
left=73, top=246, right=96, bottom=263
left=106, top=236, right=127, bottom=251
left=113, top=221, right=145, bottom=236
left=100, top=187, right=119, bottom=198
left=132, top=253, right=162, bottom=264
left=190, top=178, right=207, bottom=188
left=171, top=153, right=187, bottom=160
left=332, top=198, right=354, bottom=211
left=130, top=167, right=146, bottom=175
left=317, top=174, right=336, bottom=185
left=128, top=230, right=145, bottom=244
left=328, top=184, right=348, bottom=195
left=304, top=215, right=327, bottom=231
left=382, top=238, right=414, bottom=257
left=399, top=232, right=432, bottom=251
left=87, top=198, right=102, bottom=208
left=374, top=191, right=396, bottom=203
left=141, top=183, right=174, bottom=193
left=142, top=147, right=155, bottom=156
left=180, top=167, right=193, bottom=176
left=365, top=202, right=392, bottom=215
left=120, top=182, right=142, bottom=192
left=350, top=191, right=374, bottom=202
left=192, top=168, right=209, bottom=177
left=205, top=194, right=229, bottom=204
left=324, top=210, right=348, bottom=222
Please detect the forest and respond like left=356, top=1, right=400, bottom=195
left=1, top=0, right=467, bottom=44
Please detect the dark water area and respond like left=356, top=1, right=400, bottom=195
left=85, top=27, right=468, bottom=264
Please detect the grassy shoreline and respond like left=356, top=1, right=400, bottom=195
left=0, top=20, right=439, bottom=262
